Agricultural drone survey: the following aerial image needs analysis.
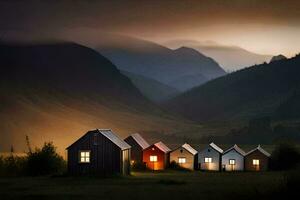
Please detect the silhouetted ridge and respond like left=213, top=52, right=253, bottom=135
left=166, top=54, right=300, bottom=121
left=0, top=42, right=154, bottom=110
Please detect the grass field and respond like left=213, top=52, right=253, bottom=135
left=0, top=170, right=289, bottom=200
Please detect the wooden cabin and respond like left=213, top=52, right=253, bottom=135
left=66, top=129, right=131, bottom=176
left=198, top=142, right=223, bottom=171
left=124, top=133, right=150, bottom=164
left=170, top=143, right=198, bottom=170
left=221, top=144, right=246, bottom=171
left=143, top=141, right=171, bottom=170
left=245, top=145, right=270, bottom=171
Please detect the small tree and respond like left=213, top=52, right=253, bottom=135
left=26, top=135, right=32, bottom=154
left=270, top=142, right=300, bottom=170
left=26, top=142, right=66, bottom=176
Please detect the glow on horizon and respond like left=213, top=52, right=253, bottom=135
left=139, top=24, right=300, bottom=57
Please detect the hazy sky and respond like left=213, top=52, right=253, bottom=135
left=1, top=0, right=300, bottom=56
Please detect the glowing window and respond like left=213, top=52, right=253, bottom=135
left=178, top=157, right=186, bottom=163
left=79, top=151, right=90, bottom=163
left=204, top=157, right=212, bottom=163
left=229, top=159, right=236, bottom=165
left=253, top=159, right=260, bottom=165
left=150, top=155, right=157, bottom=162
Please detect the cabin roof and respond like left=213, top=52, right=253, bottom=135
left=154, top=141, right=171, bottom=153
left=245, top=145, right=271, bottom=157
left=223, top=144, right=246, bottom=156
left=129, top=133, right=150, bottom=150
left=100, top=129, right=131, bottom=150
left=182, top=143, right=198, bottom=155
left=67, top=129, right=131, bottom=150
left=209, top=142, right=223, bottom=153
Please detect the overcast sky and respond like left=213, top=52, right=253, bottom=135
left=1, top=0, right=300, bottom=56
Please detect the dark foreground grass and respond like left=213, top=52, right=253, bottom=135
left=0, top=170, right=291, bottom=200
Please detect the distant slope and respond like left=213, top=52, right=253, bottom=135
left=91, top=34, right=226, bottom=92
left=0, top=42, right=196, bottom=153
left=121, top=71, right=180, bottom=102
left=164, top=40, right=272, bottom=71
left=166, top=54, right=300, bottom=122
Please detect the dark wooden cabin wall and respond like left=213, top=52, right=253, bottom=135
left=124, top=137, right=143, bottom=163
left=67, top=132, right=122, bottom=175
left=245, top=150, right=269, bottom=171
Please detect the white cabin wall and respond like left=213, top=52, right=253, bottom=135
left=222, top=150, right=244, bottom=171
left=198, top=147, right=220, bottom=171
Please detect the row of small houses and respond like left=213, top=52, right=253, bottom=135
left=67, top=129, right=271, bottom=175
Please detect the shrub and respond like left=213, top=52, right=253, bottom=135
left=0, top=155, right=27, bottom=177
left=169, top=161, right=190, bottom=171
left=0, top=156, right=4, bottom=175
left=26, top=142, right=66, bottom=176
left=131, top=162, right=147, bottom=171
left=270, top=142, right=300, bottom=170
left=169, top=161, right=180, bottom=169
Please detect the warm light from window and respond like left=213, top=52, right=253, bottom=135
left=253, top=159, right=260, bottom=165
left=229, top=159, right=235, bottom=165
left=178, top=157, right=186, bottom=163
left=150, top=155, right=157, bottom=162
left=79, top=151, right=90, bottom=163
left=204, top=157, right=212, bottom=163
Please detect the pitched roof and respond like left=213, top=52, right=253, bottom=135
left=182, top=143, right=198, bottom=155
left=245, top=145, right=271, bottom=157
left=67, top=129, right=131, bottom=150
left=223, top=144, right=246, bottom=156
left=209, top=142, right=223, bottom=153
left=99, top=129, right=131, bottom=150
left=154, top=141, right=171, bottom=153
left=129, top=133, right=150, bottom=150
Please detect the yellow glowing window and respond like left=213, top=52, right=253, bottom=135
left=150, top=155, right=157, bottom=162
left=79, top=151, right=90, bottom=163
left=178, top=157, right=186, bottom=164
left=229, top=159, right=236, bottom=165
left=253, top=159, right=260, bottom=165
left=204, top=157, right=212, bottom=163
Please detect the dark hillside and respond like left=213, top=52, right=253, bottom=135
left=166, top=54, right=300, bottom=122
left=0, top=42, right=196, bottom=153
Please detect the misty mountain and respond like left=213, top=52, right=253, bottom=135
left=121, top=71, right=180, bottom=102
left=164, top=40, right=272, bottom=71
left=0, top=42, right=191, bottom=153
left=93, top=34, right=226, bottom=92
left=166, top=54, right=300, bottom=122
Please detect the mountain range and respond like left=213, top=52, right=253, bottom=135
left=94, top=34, right=226, bottom=92
left=2, top=30, right=299, bottom=146
left=166, top=54, right=300, bottom=122
left=0, top=42, right=197, bottom=153
left=164, top=40, right=273, bottom=71
left=50, top=31, right=226, bottom=101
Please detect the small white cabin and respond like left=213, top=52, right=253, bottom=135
left=221, top=144, right=246, bottom=171
left=198, top=142, right=223, bottom=171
